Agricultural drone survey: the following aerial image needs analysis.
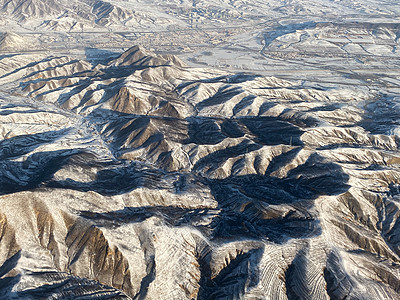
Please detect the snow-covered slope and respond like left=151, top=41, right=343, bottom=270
left=1, top=0, right=400, bottom=299
left=0, top=43, right=400, bottom=299
left=0, top=31, right=33, bottom=50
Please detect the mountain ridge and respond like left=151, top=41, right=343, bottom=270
left=0, top=44, right=399, bottom=298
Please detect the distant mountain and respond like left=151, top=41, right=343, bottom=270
left=0, top=0, right=62, bottom=21
left=0, top=0, right=147, bottom=29
left=3, top=0, right=397, bottom=32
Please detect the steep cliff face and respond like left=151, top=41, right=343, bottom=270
left=0, top=44, right=399, bottom=299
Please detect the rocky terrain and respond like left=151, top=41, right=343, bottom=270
left=1, top=0, right=400, bottom=299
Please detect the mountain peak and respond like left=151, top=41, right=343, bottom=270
left=0, top=31, right=27, bottom=50
left=111, top=45, right=186, bottom=68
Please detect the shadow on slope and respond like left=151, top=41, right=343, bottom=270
left=198, top=247, right=263, bottom=300
left=18, top=271, right=129, bottom=299
left=358, top=94, right=400, bottom=136
left=205, top=153, right=349, bottom=243
left=0, top=128, right=71, bottom=160
left=48, top=161, right=172, bottom=195
left=85, top=47, right=120, bottom=66
left=0, top=56, right=66, bottom=79
left=0, top=149, right=87, bottom=195
left=0, top=251, right=21, bottom=299
left=52, top=150, right=350, bottom=244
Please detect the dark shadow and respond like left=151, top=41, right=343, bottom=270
left=0, top=128, right=71, bottom=160
left=176, top=73, right=261, bottom=91
left=196, top=85, right=244, bottom=110
left=56, top=78, right=93, bottom=106
left=85, top=47, right=120, bottom=66
left=18, top=271, right=128, bottom=299
left=192, top=140, right=262, bottom=174
left=99, top=64, right=173, bottom=81
left=233, top=95, right=256, bottom=115
left=87, top=111, right=188, bottom=156
left=133, top=229, right=156, bottom=300
left=258, top=102, right=278, bottom=115
left=285, top=250, right=307, bottom=300
left=323, top=250, right=355, bottom=299
left=0, top=103, right=31, bottom=110
left=52, top=149, right=350, bottom=244
left=32, top=99, right=349, bottom=243
left=0, top=109, right=46, bottom=115
left=80, top=206, right=218, bottom=229
left=198, top=247, right=263, bottom=300
left=0, top=56, right=65, bottom=80
left=220, top=119, right=245, bottom=138
left=186, top=117, right=226, bottom=145
left=264, top=147, right=302, bottom=175
left=0, top=54, right=18, bottom=60
left=240, top=117, right=304, bottom=146
left=308, top=103, right=343, bottom=112
left=357, top=94, right=400, bottom=136
left=21, top=59, right=81, bottom=82
left=0, top=251, right=22, bottom=298
left=71, top=79, right=126, bottom=112
left=0, top=149, right=85, bottom=195
left=203, top=153, right=349, bottom=243
left=21, top=75, right=90, bottom=100
left=88, top=112, right=305, bottom=160
left=184, top=115, right=304, bottom=146
left=97, top=115, right=160, bottom=154
left=133, top=254, right=155, bottom=300
left=48, top=162, right=171, bottom=196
